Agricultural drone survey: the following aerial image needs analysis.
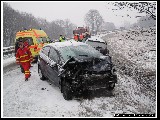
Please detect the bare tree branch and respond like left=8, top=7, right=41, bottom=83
left=111, top=2, right=156, bottom=20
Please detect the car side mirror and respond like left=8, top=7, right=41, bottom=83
left=50, top=61, right=56, bottom=67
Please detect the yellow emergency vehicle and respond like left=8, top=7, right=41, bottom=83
left=15, top=28, right=50, bottom=62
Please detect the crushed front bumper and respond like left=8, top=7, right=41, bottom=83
left=72, top=73, right=117, bottom=91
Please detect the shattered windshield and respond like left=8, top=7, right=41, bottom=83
left=58, top=45, right=103, bottom=61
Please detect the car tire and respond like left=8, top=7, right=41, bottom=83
left=62, top=81, right=73, bottom=100
left=108, top=83, right=115, bottom=91
left=38, top=66, right=46, bottom=80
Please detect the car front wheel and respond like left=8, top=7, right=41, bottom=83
left=62, top=81, right=73, bottom=100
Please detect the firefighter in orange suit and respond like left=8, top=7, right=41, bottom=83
left=24, top=41, right=33, bottom=67
left=16, top=41, right=33, bottom=81
left=74, top=34, right=79, bottom=41
left=79, top=34, right=84, bottom=41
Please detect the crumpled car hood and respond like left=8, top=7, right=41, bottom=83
left=62, top=55, right=112, bottom=73
left=88, top=58, right=112, bottom=72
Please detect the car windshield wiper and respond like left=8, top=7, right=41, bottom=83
left=96, top=46, right=102, bottom=48
left=79, top=54, right=88, bottom=57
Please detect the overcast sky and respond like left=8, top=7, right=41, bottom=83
left=5, top=1, right=147, bottom=28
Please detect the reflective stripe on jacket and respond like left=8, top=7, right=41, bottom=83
left=59, top=37, right=65, bottom=42
left=16, top=47, right=33, bottom=64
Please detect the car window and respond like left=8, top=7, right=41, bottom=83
left=37, top=37, right=50, bottom=44
left=24, top=37, right=34, bottom=45
left=37, top=37, right=43, bottom=44
left=41, top=46, right=50, bottom=56
left=49, top=47, right=59, bottom=62
left=42, top=37, right=50, bottom=43
left=58, top=46, right=76, bottom=61
left=16, top=37, right=34, bottom=45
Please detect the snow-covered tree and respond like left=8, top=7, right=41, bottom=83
left=3, top=2, right=76, bottom=46
left=84, top=9, right=104, bottom=34
left=137, top=16, right=156, bottom=28
left=109, top=2, right=156, bottom=20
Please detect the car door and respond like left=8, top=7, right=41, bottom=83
left=39, top=46, right=51, bottom=77
left=47, top=47, right=60, bottom=86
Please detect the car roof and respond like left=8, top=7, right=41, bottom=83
left=44, top=40, right=88, bottom=49
left=87, top=36, right=105, bottom=43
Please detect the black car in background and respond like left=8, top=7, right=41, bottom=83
left=38, top=40, right=117, bottom=100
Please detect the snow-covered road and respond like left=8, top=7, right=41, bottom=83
left=2, top=29, right=156, bottom=117
left=3, top=63, right=156, bottom=117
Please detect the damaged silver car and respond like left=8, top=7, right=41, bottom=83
left=38, top=40, right=117, bottom=100
left=83, top=36, right=109, bottom=55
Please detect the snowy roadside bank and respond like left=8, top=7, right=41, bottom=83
left=101, top=28, right=156, bottom=92
left=3, top=57, right=16, bottom=68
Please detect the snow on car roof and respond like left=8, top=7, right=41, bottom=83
left=87, top=36, right=105, bottom=42
left=46, top=40, right=88, bottom=49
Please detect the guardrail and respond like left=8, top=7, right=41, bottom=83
left=3, top=46, right=15, bottom=56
